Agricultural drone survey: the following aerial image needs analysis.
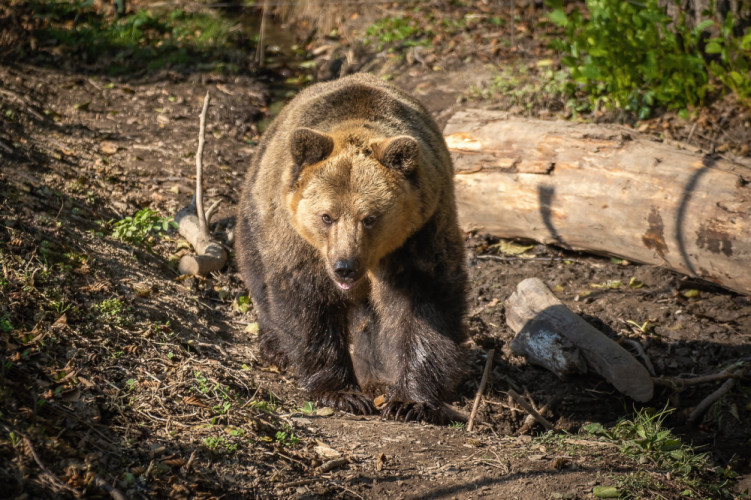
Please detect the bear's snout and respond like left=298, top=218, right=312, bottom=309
left=331, top=257, right=361, bottom=290
left=333, top=258, right=358, bottom=280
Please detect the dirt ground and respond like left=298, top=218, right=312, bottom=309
left=1, top=1, right=751, bottom=499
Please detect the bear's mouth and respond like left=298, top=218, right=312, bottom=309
left=330, top=270, right=363, bottom=291
left=334, top=276, right=360, bottom=291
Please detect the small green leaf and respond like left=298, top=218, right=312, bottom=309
left=694, top=19, right=715, bottom=33
left=582, top=422, right=607, bottom=435
left=593, top=485, right=620, bottom=498
left=705, top=41, right=723, bottom=54
left=628, top=277, right=644, bottom=288
left=491, top=240, right=534, bottom=256
left=548, top=9, right=569, bottom=27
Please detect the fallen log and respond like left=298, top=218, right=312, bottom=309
left=445, top=110, right=751, bottom=296
left=506, top=278, right=654, bottom=402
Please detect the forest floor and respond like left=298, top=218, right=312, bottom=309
left=1, top=1, right=751, bottom=498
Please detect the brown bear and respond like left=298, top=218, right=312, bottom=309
left=235, top=73, right=467, bottom=423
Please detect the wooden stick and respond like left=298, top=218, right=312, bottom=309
left=195, top=91, right=210, bottom=238
left=92, top=475, right=127, bottom=500
left=467, top=349, right=494, bottom=433
left=12, top=430, right=82, bottom=497
left=654, top=363, right=748, bottom=389
left=621, top=338, right=656, bottom=377
left=319, top=457, right=349, bottom=473
left=687, top=378, right=735, bottom=424
left=175, top=92, right=228, bottom=275
left=518, top=394, right=560, bottom=435
left=507, top=388, right=554, bottom=432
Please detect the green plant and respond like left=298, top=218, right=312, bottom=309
left=95, top=297, right=132, bottom=327
left=97, top=297, right=124, bottom=317
left=611, top=407, right=709, bottom=478
left=0, top=314, right=12, bottom=333
left=581, top=406, right=728, bottom=496
left=111, top=207, right=176, bottom=246
left=705, top=13, right=751, bottom=106
left=364, top=15, right=431, bottom=50
left=274, top=423, right=300, bottom=446
left=250, top=393, right=277, bottom=413
left=300, top=401, right=316, bottom=415
left=233, top=295, right=252, bottom=314
left=203, top=435, right=237, bottom=453
left=547, top=0, right=711, bottom=118
left=25, top=1, right=245, bottom=73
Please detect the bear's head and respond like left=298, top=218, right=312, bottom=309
left=286, top=126, right=426, bottom=291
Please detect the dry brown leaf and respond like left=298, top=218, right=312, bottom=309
left=182, top=395, right=207, bottom=408
left=373, top=394, right=386, bottom=409
left=51, top=314, right=68, bottom=329
left=60, top=388, right=81, bottom=403
left=314, top=443, right=341, bottom=460
left=100, top=141, right=119, bottom=154
left=375, top=452, right=387, bottom=471
left=77, top=376, right=95, bottom=388
left=162, top=457, right=187, bottom=467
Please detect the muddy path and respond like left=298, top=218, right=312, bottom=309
left=2, top=1, right=751, bottom=498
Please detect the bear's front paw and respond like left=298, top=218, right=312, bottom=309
left=381, top=400, right=446, bottom=424
left=314, top=390, right=375, bottom=415
left=258, top=333, right=289, bottom=369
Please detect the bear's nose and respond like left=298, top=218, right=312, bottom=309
left=333, top=259, right=358, bottom=280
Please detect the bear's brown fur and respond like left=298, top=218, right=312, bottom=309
left=235, top=73, right=467, bottom=423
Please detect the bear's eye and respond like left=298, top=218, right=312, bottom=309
left=321, top=214, right=333, bottom=225
left=362, top=216, right=377, bottom=228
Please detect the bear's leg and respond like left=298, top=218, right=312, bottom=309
left=375, top=271, right=466, bottom=424
left=267, top=285, right=375, bottom=416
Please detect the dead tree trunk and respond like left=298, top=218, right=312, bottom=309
left=445, top=109, right=751, bottom=296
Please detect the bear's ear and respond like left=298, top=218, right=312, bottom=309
left=290, top=128, right=334, bottom=172
left=373, top=136, right=419, bottom=175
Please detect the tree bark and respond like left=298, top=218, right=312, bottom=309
left=445, top=109, right=751, bottom=296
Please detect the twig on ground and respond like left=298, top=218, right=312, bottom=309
left=0, top=138, right=14, bottom=154
left=174, top=91, right=228, bottom=275
left=654, top=362, right=748, bottom=389
left=475, top=254, right=586, bottom=264
left=518, top=394, right=560, bottom=435
left=507, top=388, right=554, bottom=432
left=7, top=428, right=83, bottom=498
left=467, top=348, right=494, bottom=433
left=319, top=457, right=349, bottom=473
left=621, top=338, right=656, bottom=376
left=0, top=87, right=46, bottom=121
left=687, top=378, right=735, bottom=425
left=92, top=475, right=127, bottom=500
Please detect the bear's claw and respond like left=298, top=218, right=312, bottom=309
left=315, top=390, right=375, bottom=415
left=381, top=401, right=446, bottom=425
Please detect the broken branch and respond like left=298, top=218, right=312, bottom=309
left=507, top=388, right=554, bottom=432
left=467, top=348, right=494, bottom=433
left=506, top=277, right=654, bottom=402
left=174, top=91, right=228, bottom=275
left=654, top=362, right=748, bottom=389
left=687, top=378, right=736, bottom=425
